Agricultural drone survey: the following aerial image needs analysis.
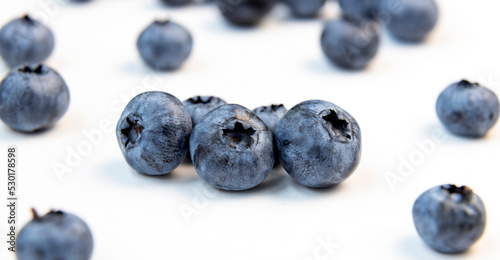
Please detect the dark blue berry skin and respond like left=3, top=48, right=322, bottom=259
left=321, top=15, right=380, bottom=70
left=381, top=0, right=438, bottom=42
left=116, top=91, right=192, bottom=176
left=275, top=100, right=361, bottom=188
left=183, top=96, right=227, bottom=127
left=16, top=209, right=93, bottom=260
left=0, top=15, right=54, bottom=68
left=0, top=64, right=70, bottom=132
left=253, top=104, right=287, bottom=167
left=338, top=0, right=380, bottom=19
left=190, top=104, right=274, bottom=191
left=253, top=104, right=287, bottom=133
left=182, top=96, right=227, bottom=164
left=436, top=80, right=499, bottom=138
left=215, top=0, right=277, bottom=27
left=160, top=0, right=193, bottom=6
left=282, top=0, right=326, bottom=18
left=413, top=185, right=486, bottom=254
left=137, top=20, right=193, bottom=71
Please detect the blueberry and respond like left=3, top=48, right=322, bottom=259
left=338, top=0, right=381, bottom=19
left=413, top=185, right=486, bottom=254
left=321, top=14, right=380, bottom=70
left=215, top=0, right=277, bottom=27
left=0, top=15, right=54, bottom=68
left=137, top=20, right=193, bottom=71
left=253, top=104, right=287, bottom=167
left=190, top=104, right=274, bottom=191
left=160, top=0, right=193, bottom=6
left=182, top=96, right=227, bottom=164
left=381, top=0, right=438, bottom=42
left=436, top=80, right=499, bottom=138
left=183, top=96, right=227, bottom=127
left=253, top=104, right=287, bottom=133
left=282, top=0, right=326, bottom=18
left=116, top=91, right=192, bottom=175
left=275, top=100, right=361, bottom=188
left=0, top=64, right=70, bottom=132
left=16, top=209, right=93, bottom=260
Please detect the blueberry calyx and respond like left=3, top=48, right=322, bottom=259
left=441, top=184, right=473, bottom=202
left=457, top=79, right=480, bottom=88
left=237, top=1, right=269, bottom=14
left=321, top=109, right=352, bottom=142
left=259, top=104, right=284, bottom=113
left=154, top=20, right=170, bottom=26
left=49, top=210, right=64, bottom=215
left=21, top=14, right=35, bottom=25
left=32, top=208, right=66, bottom=221
left=270, top=104, right=284, bottom=111
left=31, top=208, right=40, bottom=220
left=222, top=121, right=256, bottom=149
left=18, top=64, right=46, bottom=74
left=120, top=114, right=144, bottom=148
left=187, top=96, right=214, bottom=104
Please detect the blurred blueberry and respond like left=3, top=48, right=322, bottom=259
left=116, top=91, right=192, bottom=175
left=160, top=0, right=194, bottom=6
left=190, top=104, right=274, bottom=191
left=215, top=0, right=277, bottom=27
left=321, top=14, right=380, bottom=70
left=381, top=0, right=438, bottom=42
left=137, top=20, right=193, bottom=71
left=282, top=0, right=326, bottom=18
left=436, top=80, right=499, bottom=138
left=275, top=100, right=361, bottom=188
left=17, top=209, right=93, bottom=260
left=338, top=0, right=381, bottom=19
left=0, top=64, right=69, bottom=132
left=0, top=15, right=54, bottom=68
left=413, top=184, right=486, bottom=254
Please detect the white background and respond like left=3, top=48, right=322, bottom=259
left=1, top=0, right=500, bottom=259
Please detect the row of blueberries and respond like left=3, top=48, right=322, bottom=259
left=2, top=63, right=497, bottom=182
left=0, top=0, right=438, bottom=71
left=14, top=184, right=487, bottom=259
left=115, top=81, right=499, bottom=188
left=1, top=63, right=496, bottom=257
left=160, top=0, right=439, bottom=70
left=74, top=0, right=438, bottom=34
left=117, top=93, right=361, bottom=189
